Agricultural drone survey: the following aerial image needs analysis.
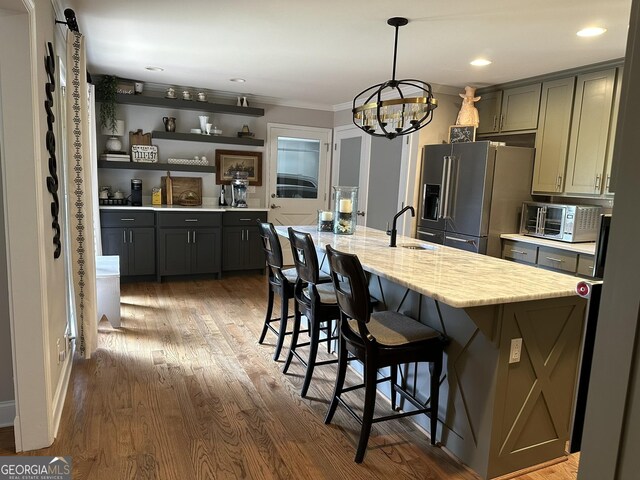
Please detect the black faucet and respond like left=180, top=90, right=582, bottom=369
left=387, top=205, right=415, bottom=247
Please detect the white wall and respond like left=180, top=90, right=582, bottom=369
left=0, top=0, right=71, bottom=449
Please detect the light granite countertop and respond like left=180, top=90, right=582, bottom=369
left=500, top=233, right=596, bottom=255
left=276, top=226, right=581, bottom=309
left=99, top=205, right=270, bottom=212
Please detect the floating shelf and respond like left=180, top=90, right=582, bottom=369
left=97, top=160, right=215, bottom=174
left=152, top=131, right=264, bottom=147
left=109, top=93, right=264, bottom=117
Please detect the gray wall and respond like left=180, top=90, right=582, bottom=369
left=0, top=142, right=14, bottom=404
left=579, top=0, right=640, bottom=477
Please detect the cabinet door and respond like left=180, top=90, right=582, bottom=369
left=101, top=227, right=129, bottom=276
left=532, top=78, right=576, bottom=193
left=477, top=91, right=502, bottom=134
left=565, top=69, right=616, bottom=194
left=191, top=228, right=221, bottom=274
left=245, top=226, right=266, bottom=270
left=604, top=67, right=623, bottom=194
left=130, top=227, right=156, bottom=276
left=158, top=229, right=191, bottom=275
left=500, top=84, right=541, bottom=132
left=222, top=227, right=244, bottom=271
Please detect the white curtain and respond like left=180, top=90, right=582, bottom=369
left=66, top=32, right=98, bottom=358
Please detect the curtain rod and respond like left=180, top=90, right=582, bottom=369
left=55, top=8, right=80, bottom=33
left=55, top=8, right=93, bottom=83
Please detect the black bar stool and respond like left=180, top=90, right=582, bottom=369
left=257, top=222, right=298, bottom=361
left=324, top=244, right=449, bottom=463
left=283, top=228, right=340, bottom=398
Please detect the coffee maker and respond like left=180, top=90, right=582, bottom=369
left=131, top=179, right=142, bottom=206
left=231, top=172, right=249, bottom=208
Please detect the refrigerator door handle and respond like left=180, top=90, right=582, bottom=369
left=445, top=235, right=478, bottom=247
left=422, top=183, right=428, bottom=220
left=441, top=156, right=452, bottom=219
left=438, top=156, right=448, bottom=219
left=446, top=155, right=457, bottom=219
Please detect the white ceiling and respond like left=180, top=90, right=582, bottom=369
left=64, top=0, right=632, bottom=110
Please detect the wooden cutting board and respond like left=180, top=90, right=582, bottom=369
left=161, top=176, right=202, bottom=206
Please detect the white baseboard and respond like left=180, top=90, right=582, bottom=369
left=50, top=345, right=73, bottom=438
left=0, top=400, right=16, bottom=428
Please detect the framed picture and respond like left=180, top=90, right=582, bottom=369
left=448, top=125, right=476, bottom=143
left=215, top=149, right=263, bottom=186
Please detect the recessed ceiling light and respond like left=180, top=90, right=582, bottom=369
left=577, top=27, right=607, bottom=37
left=470, top=59, right=492, bottom=67
left=230, top=78, right=246, bottom=83
left=145, top=66, right=164, bottom=72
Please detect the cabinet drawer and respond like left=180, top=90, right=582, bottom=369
left=502, top=240, right=537, bottom=264
left=101, top=210, right=155, bottom=227
left=157, top=212, right=222, bottom=228
left=536, top=246, right=578, bottom=273
left=223, top=211, right=267, bottom=226
left=577, top=254, right=596, bottom=277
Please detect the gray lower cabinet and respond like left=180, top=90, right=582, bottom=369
left=502, top=239, right=595, bottom=278
left=157, top=212, right=222, bottom=278
left=222, top=212, right=267, bottom=271
left=100, top=211, right=156, bottom=276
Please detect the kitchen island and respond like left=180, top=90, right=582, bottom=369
left=276, top=226, right=585, bottom=479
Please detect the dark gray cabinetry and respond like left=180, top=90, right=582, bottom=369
left=222, top=212, right=267, bottom=271
left=157, top=212, right=222, bottom=278
left=100, top=211, right=156, bottom=276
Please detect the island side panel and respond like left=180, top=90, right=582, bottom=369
left=487, top=296, right=586, bottom=479
left=369, top=275, right=503, bottom=478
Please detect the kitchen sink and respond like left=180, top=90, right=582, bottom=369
left=399, top=244, right=435, bottom=251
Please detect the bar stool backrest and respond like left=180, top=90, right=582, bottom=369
left=325, top=245, right=372, bottom=327
left=257, top=221, right=287, bottom=283
left=287, top=228, right=320, bottom=285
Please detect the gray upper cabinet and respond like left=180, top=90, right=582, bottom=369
left=500, top=84, right=542, bottom=132
left=565, top=69, right=616, bottom=195
left=477, top=84, right=541, bottom=134
left=604, top=67, right=623, bottom=195
left=477, top=91, right=502, bottom=134
left=532, top=77, right=576, bottom=193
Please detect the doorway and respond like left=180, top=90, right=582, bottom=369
left=332, top=125, right=406, bottom=232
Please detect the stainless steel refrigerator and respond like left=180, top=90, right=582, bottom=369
left=417, top=141, right=534, bottom=257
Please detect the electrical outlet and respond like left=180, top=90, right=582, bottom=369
left=509, top=338, right=523, bottom=364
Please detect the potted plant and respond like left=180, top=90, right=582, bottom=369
left=96, top=75, right=119, bottom=134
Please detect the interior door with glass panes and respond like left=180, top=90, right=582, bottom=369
left=267, top=124, right=332, bottom=262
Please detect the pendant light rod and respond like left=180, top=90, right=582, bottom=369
left=387, top=17, right=408, bottom=83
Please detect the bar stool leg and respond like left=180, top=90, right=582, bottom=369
left=283, top=303, right=301, bottom=374
left=325, top=335, right=348, bottom=425
left=430, top=358, right=443, bottom=445
left=355, top=361, right=378, bottom=463
left=259, top=286, right=275, bottom=344
left=301, top=316, right=321, bottom=398
left=273, top=294, right=289, bottom=361
left=390, top=365, right=398, bottom=411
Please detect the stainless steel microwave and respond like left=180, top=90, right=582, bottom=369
left=519, top=202, right=602, bottom=242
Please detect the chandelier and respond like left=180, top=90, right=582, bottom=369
left=352, top=17, right=438, bottom=139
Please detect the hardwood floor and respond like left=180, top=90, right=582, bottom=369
left=0, top=274, right=579, bottom=479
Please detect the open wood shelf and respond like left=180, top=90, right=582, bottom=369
left=111, top=93, right=264, bottom=117
left=152, top=131, right=264, bottom=147
left=97, top=160, right=216, bottom=174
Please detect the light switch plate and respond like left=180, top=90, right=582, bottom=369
left=509, top=338, right=523, bottom=364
